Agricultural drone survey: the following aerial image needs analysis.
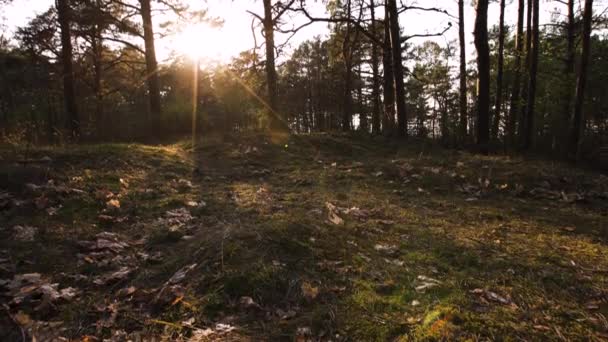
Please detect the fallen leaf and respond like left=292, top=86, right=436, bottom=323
left=182, top=317, right=196, bottom=328
left=106, top=199, right=120, bottom=210
left=296, top=326, right=312, bottom=341
left=278, top=308, right=297, bottom=320
left=165, top=263, right=197, bottom=285
left=239, top=296, right=261, bottom=310
left=533, top=325, right=550, bottom=331
left=325, top=202, right=344, bottom=225
left=470, top=288, right=513, bottom=306
left=14, top=311, right=32, bottom=326
left=116, top=286, right=137, bottom=297
left=301, top=281, right=319, bottom=300
left=415, top=275, right=442, bottom=292
left=374, top=244, right=398, bottom=255
left=93, top=267, right=133, bottom=285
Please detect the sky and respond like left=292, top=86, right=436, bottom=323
left=0, top=0, right=604, bottom=65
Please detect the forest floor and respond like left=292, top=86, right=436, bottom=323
left=1, top=133, right=607, bottom=341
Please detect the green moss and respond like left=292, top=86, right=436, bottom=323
left=1, top=134, right=607, bottom=340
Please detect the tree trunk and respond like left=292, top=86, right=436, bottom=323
left=518, top=0, right=533, bottom=146
left=93, top=0, right=104, bottom=140
left=491, top=0, right=506, bottom=140
left=370, top=0, right=381, bottom=134
left=522, top=0, right=539, bottom=150
left=458, top=0, right=467, bottom=142
left=382, top=15, right=395, bottom=136
left=140, top=0, right=162, bottom=136
left=387, top=0, right=407, bottom=137
left=571, top=0, right=593, bottom=159
left=262, top=0, right=284, bottom=132
left=56, top=0, right=80, bottom=141
left=343, top=59, right=353, bottom=131
left=474, top=0, right=490, bottom=152
left=508, top=0, right=525, bottom=149
left=559, top=0, right=575, bottom=151
left=92, top=37, right=103, bottom=139
left=357, top=66, right=366, bottom=131
left=342, top=0, right=353, bottom=131
left=91, top=20, right=104, bottom=140
left=314, top=44, right=325, bottom=131
left=46, top=96, right=56, bottom=144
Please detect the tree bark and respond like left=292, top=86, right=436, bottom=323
left=508, top=0, right=525, bottom=148
left=262, top=0, right=284, bottom=132
left=559, top=0, right=575, bottom=151
left=522, top=0, right=539, bottom=150
left=342, top=0, right=353, bottom=131
left=474, top=0, right=490, bottom=152
left=518, top=0, right=533, bottom=146
left=458, top=0, right=467, bottom=142
left=370, top=0, right=381, bottom=134
left=357, top=65, right=366, bottom=131
left=382, top=14, right=395, bottom=136
left=491, top=0, right=506, bottom=140
left=56, top=0, right=80, bottom=140
left=140, top=0, right=162, bottom=136
left=314, top=41, right=325, bottom=131
left=571, top=0, right=593, bottom=159
left=387, top=0, right=407, bottom=137
left=91, top=3, right=104, bottom=140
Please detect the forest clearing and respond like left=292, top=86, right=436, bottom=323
left=1, top=134, right=607, bottom=340
left=2, top=0, right=608, bottom=339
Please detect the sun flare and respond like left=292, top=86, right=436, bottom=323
left=173, top=23, right=226, bottom=62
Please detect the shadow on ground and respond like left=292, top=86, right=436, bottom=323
left=1, top=133, right=607, bottom=341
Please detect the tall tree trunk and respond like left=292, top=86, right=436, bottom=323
left=56, top=0, right=80, bottom=141
left=559, top=0, right=576, bottom=151
left=522, top=0, right=539, bottom=150
left=474, top=0, right=490, bottom=152
left=343, top=59, right=353, bottom=131
left=92, top=35, right=103, bottom=139
left=140, top=0, right=162, bottom=136
left=91, top=16, right=104, bottom=139
left=93, top=0, right=104, bottom=140
left=314, top=43, right=325, bottom=131
left=508, top=0, right=525, bottom=149
left=387, top=0, right=407, bottom=137
left=342, top=0, right=353, bottom=131
left=357, top=66, right=367, bottom=131
left=491, top=0, right=506, bottom=140
left=46, top=97, right=56, bottom=144
left=262, top=0, right=283, bottom=132
left=518, top=0, right=533, bottom=146
left=382, top=16, right=395, bottom=136
left=458, top=0, right=467, bottom=142
left=370, top=0, right=381, bottom=134
left=571, top=0, right=593, bottom=159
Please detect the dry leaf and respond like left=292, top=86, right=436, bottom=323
left=325, top=202, right=344, bottom=225
left=166, top=263, right=197, bottom=285
left=106, top=199, right=120, bottom=210
left=301, top=281, right=319, bottom=300
left=93, top=267, right=133, bottom=285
